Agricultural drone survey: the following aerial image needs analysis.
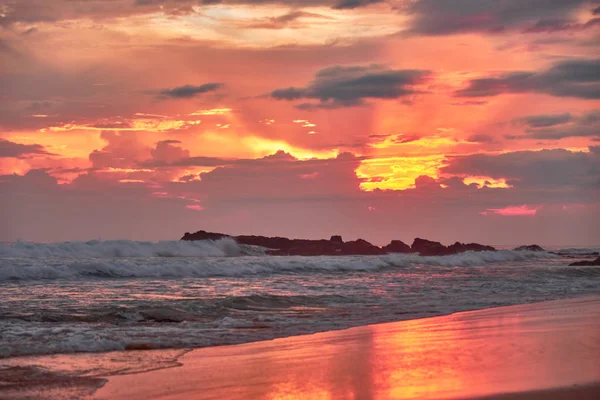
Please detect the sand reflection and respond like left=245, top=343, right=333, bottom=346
left=96, top=297, right=600, bottom=400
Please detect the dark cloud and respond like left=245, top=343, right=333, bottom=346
left=442, top=148, right=600, bottom=189
left=406, top=0, right=592, bottom=35
left=333, top=0, right=384, bottom=9
left=515, top=113, right=573, bottom=128
left=593, top=5, right=600, bottom=14
left=158, top=83, right=224, bottom=99
left=523, top=18, right=600, bottom=33
left=2, top=149, right=600, bottom=244
left=0, top=139, right=54, bottom=158
left=521, top=110, right=600, bottom=140
left=455, top=58, right=600, bottom=99
left=271, top=65, right=430, bottom=108
left=466, top=134, right=495, bottom=143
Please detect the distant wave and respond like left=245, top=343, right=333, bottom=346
left=0, top=242, right=560, bottom=282
left=554, top=247, right=600, bottom=256
left=0, top=238, right=257, bottom=258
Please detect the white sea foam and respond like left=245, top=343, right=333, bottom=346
left=555, top=247, right=600, bottom=255
left=0, top=241, right=559, bottom=282
left=0, top=238, right=248, bottom=258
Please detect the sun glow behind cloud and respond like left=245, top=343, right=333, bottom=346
left=357, top=155, right=445, bottom=191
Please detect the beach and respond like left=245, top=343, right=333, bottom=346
left=6, top=296, right=596, bottom=399
left=1, top=241, right=599, bottom=400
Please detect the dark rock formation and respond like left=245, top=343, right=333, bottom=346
left=513, top=245, right=545, bottom=252
left=267, top=238, right=385, bottom=256
left=330, top=235, right=343, bottom=244
left=382, top=240, right=411, bottom=254
left=181, top=230, right=495, bottom=257
left=411, top=238, right=496, bottom=256
left=235, top=235, right=292, bottom=250
left=342, top=239, right=385, bottom=255
left=181, top=230, right=229, bottom=241
left=448, top=242, right=496, bottom=254
left=411, top=238, right=450, bottom=256
left=569, top=257, right=600, bottom=266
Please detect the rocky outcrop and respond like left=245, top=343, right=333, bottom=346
left=382, top=240, right=411, bottom=254
left=181, top=230, right=229, bottom=241
left=411, top=238, right=451, bottom=256
left=514, top=245, right=545, bottom=252
left=266, top=238, right=385, bottom=256
left=569, top=257, right=600, bottom=266
left=410, top=238, right=496, bottom=256
left=448, top=242, right=496, bottom=254
left=330, top=235, right=343, bottom=244
left=181, top=230, right=495, bottom=257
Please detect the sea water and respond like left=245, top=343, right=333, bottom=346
left=0, top=239, right=599, bottom=358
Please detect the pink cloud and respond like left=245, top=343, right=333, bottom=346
left=482, top=205, right=540, bottom=217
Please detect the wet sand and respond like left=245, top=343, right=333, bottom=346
left=94, top=296, right=600, bottom=400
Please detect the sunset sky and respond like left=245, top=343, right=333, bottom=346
left=1, top=0, right=599, bottom=245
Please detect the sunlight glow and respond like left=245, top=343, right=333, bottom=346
left=357, top=155, right=445, bottom=191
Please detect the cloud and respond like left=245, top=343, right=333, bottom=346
left=515, top=113, right=573, bottom=128
left=158, top=83, right=224, bottom=99
left=455, top=58, right=600, bottom=99
left=523, top=18, right=600, bottom=33
left=151, top=140, right=191, bottom=163
left=271, top=65, right=430, bottom=108
left=0, top=139, right=54, bottom=158
left=442, top=148, right=600, bottom=189
left=0, top=0, right=387, bottom=26
left=406, top=0, right=593, bottom=35
left=89, top=131, right=151, bottom=169
left=247, top=11, right=332, bottom=29
left=466, top=134, right=495, bottom=143
left=3, top=149, right=600, bottom=245
left=518, top=110, right=600, bottom=140
left=332, top=0, right=384, bottom=9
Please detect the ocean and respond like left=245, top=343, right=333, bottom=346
left=0, top=239, right=599, bottom=359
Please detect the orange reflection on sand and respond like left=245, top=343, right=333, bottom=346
left=370, top=318, right=467, bottom=400
left=95, top=297, right=600, bottom=400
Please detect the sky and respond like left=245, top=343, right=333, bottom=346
left=1, top=0, right=599, bottom=245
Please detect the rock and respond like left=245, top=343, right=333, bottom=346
left=382, top=240, right=411, bottom=253
left=411, top=238, right=495, bottom=256
left=341, top=239, right=385, bottom=255
left=448, top=242, right=496, bottom=253
left=268, top=238, right=383, bottom=256
left=330, top=235, right=343, bottom=244
left=181, top=230, right=495, bottom=257
left=411, top=238, right=450, bottom=256
left=181, top=230, right=230, bottom=241
left=514, top=245, right=545, bottom=252
left=235, top=235, right=293, bottom=250
left=569, top=256, right=600, bottom=266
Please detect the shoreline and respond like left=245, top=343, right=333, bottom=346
left=3, top=295, right=598, bottom=399
left=0, top=291, right=591, bottom=360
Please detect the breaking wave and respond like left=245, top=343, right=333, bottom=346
left=0, top=241, right=560, bottom=282
left=0, top=238, right=255, bottom=259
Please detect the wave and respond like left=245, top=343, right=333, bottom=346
left=0, top=246, right=559, bottom=282
left=0, top=238, right=261, bottom=258
left=554, top=247, right=600, bottom=256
